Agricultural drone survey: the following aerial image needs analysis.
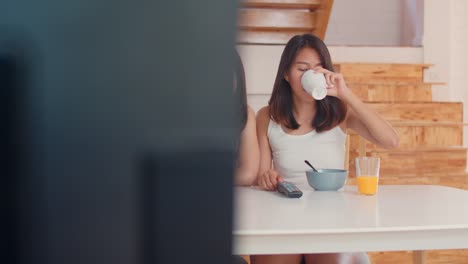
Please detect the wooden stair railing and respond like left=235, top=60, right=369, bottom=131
left=238, top=0, right=334, bottom=44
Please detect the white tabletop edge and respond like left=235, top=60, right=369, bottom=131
left=233, top=224, right=468, bottom=236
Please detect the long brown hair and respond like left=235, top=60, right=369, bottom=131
left=269, top=34, right=347, bottom=133
left=233, top=50, right=248, bottom=165
left=234, top=50, right=247, bottom=132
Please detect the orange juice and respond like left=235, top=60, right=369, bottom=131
left=357, top=176, right=378, bottom=195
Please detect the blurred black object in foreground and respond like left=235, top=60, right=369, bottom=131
left=1, top=1, right=239, bottom=263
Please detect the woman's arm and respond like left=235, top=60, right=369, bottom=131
left=234, top=106, right=260, bottom=186
left=256, top=106, right=283, bottom=190
left=314, top=66, right=400, bottom=149
left=343, top=91, right=400, bottom=149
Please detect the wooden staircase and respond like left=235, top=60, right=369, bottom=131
left=336, top=63, right=468, bottom=264
left=238, top=0, right=334, bottom=44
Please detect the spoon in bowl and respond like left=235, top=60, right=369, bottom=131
left=304, top=160, right=318, bottom=172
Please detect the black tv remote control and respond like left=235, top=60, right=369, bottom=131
left=277, top=181, right=303, bottom=198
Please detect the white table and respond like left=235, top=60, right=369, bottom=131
left=233, top=185, right=468, bottom=264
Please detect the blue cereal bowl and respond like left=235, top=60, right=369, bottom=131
left=305, top=169, right=348, bottom=191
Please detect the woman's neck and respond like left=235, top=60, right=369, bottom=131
left=292, top=96, right=317, bottom=124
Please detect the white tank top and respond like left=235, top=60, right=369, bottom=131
left=268, top=119, right=347, bottom=188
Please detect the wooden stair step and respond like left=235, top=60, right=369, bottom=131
left=348, top=147, right=467, bottom=177
left=351, top=79, right=438, bottom=85
left=369, top=249, right=468, bottom=264
left=238, top=9, right=316, bottom=31
left=349, top=122, right=464, bottom=148
left=361, top=146, right=468, bottom=152
left=379, top=173, right=468, bottom=189
left=348, top=83, right=432, bottom=102
left=238, top=0, right=333, bottom=44
left=367, top=102, right=463, bottom=122
left=238, top=30, right=316, bottom=45
left=335, top=63, right=430, bottom=83
left=388, top=121, right=468, bottom=126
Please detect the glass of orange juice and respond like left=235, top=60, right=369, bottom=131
left=355, top=157, right=380, bottom=195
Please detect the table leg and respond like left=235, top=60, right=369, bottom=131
left=413, top=250, right=427, bottom=264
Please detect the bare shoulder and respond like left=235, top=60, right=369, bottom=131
left=247, top=105, right=256, bottom=120
left=256, top=106, right=270, bottom=122
left=256, top=106, right=270, bottom=132
left=244, top=106, right=257, bottom=130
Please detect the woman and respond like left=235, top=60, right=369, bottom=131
left=233, top=50, right=259, bottom=186
left=252, top=34, right=399, bottom=264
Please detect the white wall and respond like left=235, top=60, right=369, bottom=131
left=450, top=0, right=468, bottom=147
left=402, top=0, right=424, bottom=46
left=422, top=0, right=452, bottom=101
left=423, top=0, right=468, bottom=147
left=325, top=0, right=423, bottom=46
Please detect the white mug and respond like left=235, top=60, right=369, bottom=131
left=301, top=70, right=327, bottom=100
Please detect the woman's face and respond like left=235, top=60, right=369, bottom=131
left=285, top=47, right=322, bottom=101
